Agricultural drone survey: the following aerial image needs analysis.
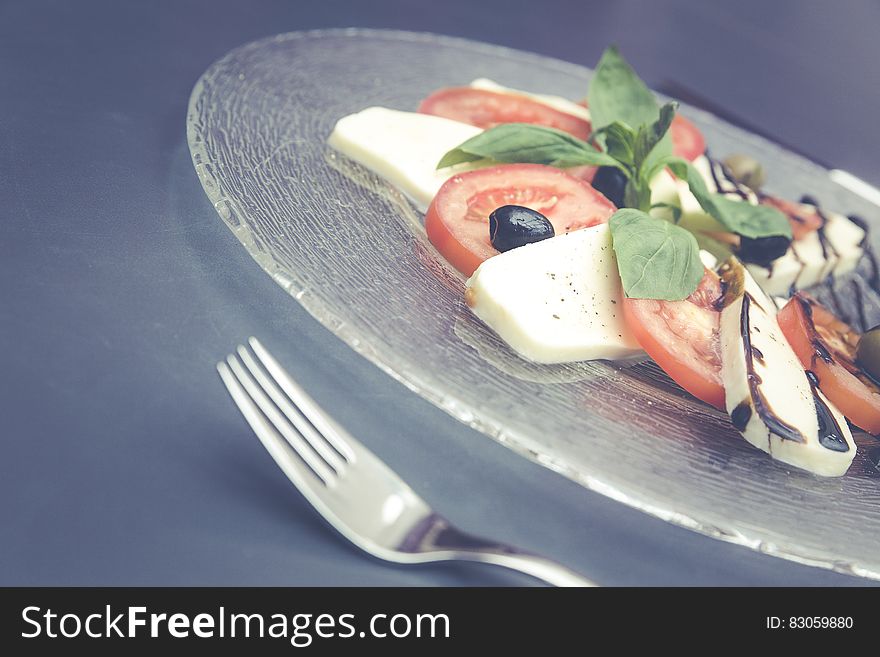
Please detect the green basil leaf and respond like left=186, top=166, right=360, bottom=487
left=436, top=148, right=484, bottom=169
left=623, top=181, right=641, bottom=211
left=663, top=157, right=792, bottom=239
left=592, top=121, right=636, bottom=166
left=587, top=46, right=660, bottom=132
left=708, top=195, right=791, bottom=239
left=634, top=102, right=676, bottom=170
left=437, top=123, right=620, bottom=170
left=610, top=208, right=704, bottom=300
left=650, top=202, right=683, bottom=223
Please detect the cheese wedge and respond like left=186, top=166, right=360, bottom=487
left=718, top=258, right=856, bottom=476
left=465, top=224, right=642, bottom=363
left=328, top=107, right=482, bottom=212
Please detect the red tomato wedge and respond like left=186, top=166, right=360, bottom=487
left=622, top=268, right=725, bottom=409
left=417, top=87, right=592, bottom=140
left=759, top=195, right=824, bottom=241
left=777, top=293, right=880, bottom=433
left=425, top=164, right=616, bottom=277
left=565, top=165, right=598, bottom=184
left=669, top=114, right=706, bottom=162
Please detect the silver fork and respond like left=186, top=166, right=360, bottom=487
left=217, top=337, right=596, bottom=587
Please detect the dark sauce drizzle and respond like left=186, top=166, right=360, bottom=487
left=813, top=203, right=852, bottom=323
left=743, top=294, right=850, bottom=452
left=808, top=378, right=851, bottom=453
left=708, top=158, right=753, bottom=201
left=846, top=214, right=880, bottom=297
left=851, top=278, right=868, bottom=333
left=740, top=293, right=805, bottom=444
left=798, top=294, right=880, bottom=393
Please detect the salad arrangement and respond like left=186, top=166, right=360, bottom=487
left=327, top=46, right=879, bottom=478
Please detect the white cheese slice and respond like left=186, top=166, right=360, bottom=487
left=699, top=250, right=719, bottom=270
left=745, top=255, right=801, bottom=298
left=791, top=232, right=827, bottom=289
left=328, top=107, right=482, bottom=213
left=468, top=78, right=592, bottom=122
left=824, top=210, right=865, bottom=277
left=746, top=211, right=865, bottom=296
left=647, top=169, right=681, bottom=223
left=465, top=224, right=642, bottom=363
left=718, top=258, right=856, bottom=477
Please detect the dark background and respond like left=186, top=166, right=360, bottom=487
left=2, top=0, right=877, bottom=585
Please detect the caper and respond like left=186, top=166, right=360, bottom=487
left=856, top=325, right=880, bottom=383
left=722, top=154, right=766, bottom=191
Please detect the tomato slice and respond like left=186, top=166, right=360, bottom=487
left=565, top=165, right=598, bottom=184
left=425, top=163, right=616, bottom=277
left=418, top=87, right=592, bottom=140
left=622, top=268, right=725, bottom=409
left=759, top=195, right=824, bottom=241
left=777, top=293, right=880, bottom=433
left=669, top=114, right=706, bottom=162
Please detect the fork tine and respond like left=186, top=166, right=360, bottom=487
left=217, top=361, right=331, bottom=492
left=223, top=354, right=337, bottom=486
left=237, top=344, right=347, bottom=474
left=249, top=336, right=356, bottom=462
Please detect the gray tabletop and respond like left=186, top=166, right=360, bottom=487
left=3, top=0, right=877, bottom=586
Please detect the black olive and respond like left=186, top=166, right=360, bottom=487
left=856, top=325, right=880, bottom=384
left=489, top=205, right=555, bottom=252
left=799, top=194, right=819, bottom=207
left=590, top=166, right=627, bottom=208
left=737, top=234, right=791, bottom=267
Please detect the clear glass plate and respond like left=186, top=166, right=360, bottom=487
left=187, top=29, right=880, bottom=579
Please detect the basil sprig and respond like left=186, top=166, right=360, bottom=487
left=592, top=101, right=676, bottom=211
left=435, top=45, right=791, bottom=300
left=661, top=157, right=791, bottom=239
left=610, top=209, right=705, bottom=300
left=437, top=123, right=619, bottom=170
left=587, top=46, right=661, bottom=133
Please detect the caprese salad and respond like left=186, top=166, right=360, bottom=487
left=327, top=46, right=880, bottom=477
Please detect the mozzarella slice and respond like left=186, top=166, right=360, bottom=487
left=646, top=169, right=681, bottom=223
left=745, top=211, right=865, bottom=296
left=469, top=78, right=592, bottom=122
left=718, top=258, right=856, bottom=476
left=328, top=107, right=482, bottom=212
left=465, top=224, right=642, bottom=363
left=745, top=255, right=801, bottom=298
left=824, top=210, right=865, bottom=277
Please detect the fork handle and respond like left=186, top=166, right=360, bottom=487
left=412, top=519, right=597, bottom=587
left=450, top=549, right=598, bottom=587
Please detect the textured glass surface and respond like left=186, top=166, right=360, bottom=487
left=188, top=29, right=880, bottom=579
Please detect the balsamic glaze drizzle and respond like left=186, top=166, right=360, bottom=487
left=851, top=279, right=868, bottom=333
left=809, top=381, right=851, bottom=453
left=846, top=214, right=880, bottom=298
left=743, top=294, right=850, bottom=452
left=740, top=293, right=805, bottom=444
left=708, top=158, right=753, bottom=201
